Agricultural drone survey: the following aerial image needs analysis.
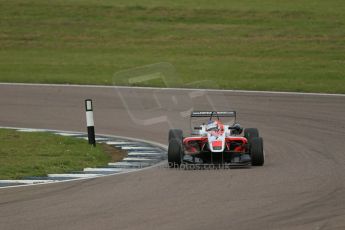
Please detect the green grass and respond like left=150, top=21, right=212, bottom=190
left=0, top=129, right=111, bottom=180
left=0, top=0, right=344, bottom=93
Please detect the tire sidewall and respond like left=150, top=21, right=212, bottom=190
left=250, top=137, right=264, bottom=166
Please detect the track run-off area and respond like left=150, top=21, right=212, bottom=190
left=0, top=83, right=345, bottom=230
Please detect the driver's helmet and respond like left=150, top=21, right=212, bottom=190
left=206, top=120, right=223, bottom=132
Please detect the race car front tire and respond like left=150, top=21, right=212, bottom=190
left=169, top=129, right=183, bottom=142
left=244, top=128, right=259, bottom=142
left=168, top=139, right=184, bottom=168
left=250, top=137, right=264, bottom=166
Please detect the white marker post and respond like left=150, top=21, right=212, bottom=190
left=85, top=99, right=96, bottom=146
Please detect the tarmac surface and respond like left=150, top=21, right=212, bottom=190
left=0, top=84, right=344, bottom=230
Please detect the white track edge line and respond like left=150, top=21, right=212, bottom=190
left=0, top=82, right=344, bottom=97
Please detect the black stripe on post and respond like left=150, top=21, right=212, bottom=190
left=87, top=126, right=96, bottom=146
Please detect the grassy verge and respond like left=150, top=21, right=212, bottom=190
left=0, top=0, right=344, bottom=93
left=0, top=129, right=123, bottom=180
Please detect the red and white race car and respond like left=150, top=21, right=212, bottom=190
left=168, top=111, right=264, bottom=167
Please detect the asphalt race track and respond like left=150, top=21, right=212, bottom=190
left=0, top=84, right=345, bottom=230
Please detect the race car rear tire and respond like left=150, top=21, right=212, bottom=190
left=169, top=129, right=183, bottom=142
left=168, top=139, right=184, bottom=168
left=244, top=128, right=259, bottom=142
left=250, top=137, right=264, bottom=166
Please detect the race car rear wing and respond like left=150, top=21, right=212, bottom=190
left=191, top=111, right=236, bottom=117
